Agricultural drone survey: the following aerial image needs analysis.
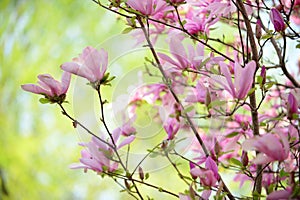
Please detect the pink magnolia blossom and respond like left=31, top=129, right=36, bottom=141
left=70, top=137, right=118, bottom=173
left=70, top=128, right=135, bottom=173
left=184, top=10, right=218, bottom=35
left=242, top=133, right=289, bottom=164
left=270, top=8, right=286, bottom=32
left=163, top=118, right=180, bottom=140
left=158, top=37, right=205, bottom=70
left=190, top=167, right=217, bottom=187
left=205, top=156, right=219, bottom=179
left=21, top=72, right=71, bottom=98
left=267, top=187, right=293, bottom=200
left=213, top=60, right=256, bottom=99
left=126, top=0, right=169, bottom=16
left=185, top=79, right=217, bottom=106
left=61, top=46, right=108, bottom=83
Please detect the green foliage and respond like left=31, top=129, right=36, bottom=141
left=0, top=0, right=133, bottom=199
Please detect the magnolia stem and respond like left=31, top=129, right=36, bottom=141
left=235, top=0, right=262, bottom=197
left=58, top=103, right=114, bottom=148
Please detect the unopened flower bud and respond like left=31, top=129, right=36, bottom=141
left=275, top=4, right=284, bottom=12
left=138, top=167, right=144, bottom=181
left=270, top=8, right=286, bottom=32
left=124, top=179, right=131, bottom=190
left=241, top=151, right=249, bottom=166
left=256, top=19, right=262, bottom=39
left=189, top=185, right=196, bottom=199
left=287, top=93, right=298, bottom=120
left=205, top=88, right=211, bottom=107
left=260, top=65, right=266, bottom=86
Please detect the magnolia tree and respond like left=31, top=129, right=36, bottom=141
left=21, top=0, right=300, bottom=199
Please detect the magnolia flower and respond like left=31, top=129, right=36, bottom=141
left=287, top=93, right=298, bottom=119
left=158, top=37, right=205, bottom=70
left=213, top=60, right=256, bottom=99
left=190, top=167, right=217, bottom=187
left=61, top=46, right=108, bottom=83
left=21, top=72, right=71, bottom=102
left=270, top=8, right=286, bottom=32
left=70, top=137, right=119, bottom=173
left=205, top=156, right=219, bottom=179
left=163, top=118, right=180, bottom=140
left=242, top=133, right=289, bottom=164
left=70, top=127, right=135, bottom=173
left=126, top=0, right=169, bottom=16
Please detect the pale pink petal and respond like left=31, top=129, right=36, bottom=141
left=38, top=74, right=62, bottom=96
left=60, top=71, right=71, bottom=95
left=21, top=84, right=50, bottom=95
left=170, top=37, right=188, bottom=68
left=69, top=163, right=89, bottom=169
left=118, top=135, right=135, bottom=149
left=202, top=190, right=212, bottom=199
left=98, top=48, right=108, bottom=80
left=242, top=137, right=257, bottom=151
left=61, top=62, right=95, bottom=82
left=220, top=62, right=235, bottom=97
left=190, top=167, right=202, bottom=177
left=252, top=153, right=273, bottom=165
left=158, top=52, right=181, bottom=69
left=205, top=156, right=219, bottom=179
left=256, top=134, right=282, bottom=158
left=112, top=128, right=121, bottom=144
left=235, top=61, right=256, bottom=99
left=267, top=188, right=292, bottom=200
left=178, top=194, right=191, bottom=200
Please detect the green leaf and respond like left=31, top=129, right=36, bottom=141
left=279, top=169, right=289, bottom=177
left=209, top=100, right=227, bottom=108
left=261, top=33, right=273, bottom=40
left=145, top=173, right=149, bottom=180
left=230, top=158, right=243, bottom=167
left=226, top=132, right=239, bottom=138
left=247, top=87, right=256, bottom=96
left=296, top=43, right=300, bottom=49
left=39, top=98, right=50, bottom=104
left=184, top=105, right=194, bottom=113
left=257, top=76, right=263, bottom=85
left=264, top=82, right=274, bottom=90
left=122, top=27, right=134, bottom=34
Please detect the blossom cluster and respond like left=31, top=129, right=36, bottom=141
left=22, top=0, right=300, bottom=199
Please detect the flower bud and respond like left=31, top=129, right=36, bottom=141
left=287, top=93, right=298, bottom=120
left=260, top=65, right=266, bottom=86
left=256, top=19, right=262, bottom=39
left=205, top=88, right=211, bottom=107
left=124, top=179, right=131, bottom=190
left=138, top=167, right=144, bottom=181
left=241, top=151, right=249, bottom=166
left=270, top=8, right=286, bottom=32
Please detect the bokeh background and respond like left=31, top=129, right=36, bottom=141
left=1, top=1, right=191, bottom=199
left=0, top=0, right=132, bottom=199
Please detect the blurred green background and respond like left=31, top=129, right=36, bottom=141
left=0, top=0, right=131, bottom=199
left=0, top=1, right=189, bottom=199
